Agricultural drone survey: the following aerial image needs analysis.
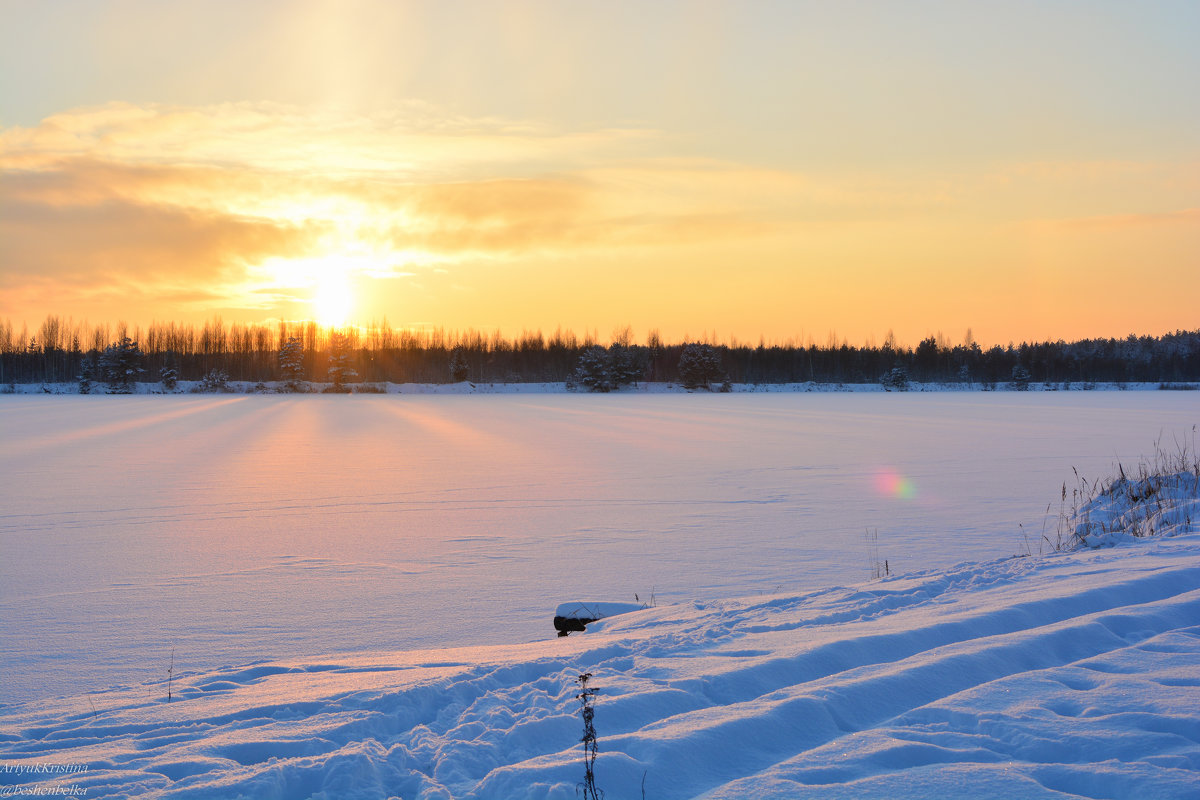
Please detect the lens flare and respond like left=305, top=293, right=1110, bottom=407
left=874, top=469, right=917, bottom=500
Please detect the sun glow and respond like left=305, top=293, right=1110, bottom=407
left=312, top=268, right=355, bottom=328
left=255, top=253, right=368, bottom=327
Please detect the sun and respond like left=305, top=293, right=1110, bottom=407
left=312, top=266, right=355, bottom=328
left=258, top=252, right=366, bottom=327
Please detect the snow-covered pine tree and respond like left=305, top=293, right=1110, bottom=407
left=77, top=353, right=97, bottom=394
left=278, top=336, right=306, bottom=392
left=572, top=345, right=615, bottom=392
left=326, top=332, right=358, bottom=392
left=570, top=343, right=644, bottom=392
left=98, top=337, right=144, bottom=393
left=1009, top=364, right=1032, bottom=391
left=159, top=362, right=178, bottom=391
left=608, top=342, right=641, bottom=387
left=196, top=369, right=231, bottom=392
left=880, top=366, right=910, bottom=391
left=677, top=343, right=725, bottom=390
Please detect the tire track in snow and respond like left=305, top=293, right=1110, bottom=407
left=585, top=560, right=1200, bottom=799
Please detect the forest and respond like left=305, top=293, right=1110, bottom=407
left=1, top=316, right=1198, bottom=389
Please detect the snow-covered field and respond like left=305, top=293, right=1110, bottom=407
left=2, top=504, right=1198, bottom=798
left=1, top=393, right=1198, bottom=798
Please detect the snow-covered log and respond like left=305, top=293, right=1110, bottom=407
left=553, top=601, right=645, bottom=635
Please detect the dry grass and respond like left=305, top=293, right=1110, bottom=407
left=1043, top=427, right=1200, bottom=550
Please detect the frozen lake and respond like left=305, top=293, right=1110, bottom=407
left=1, top=392, right=1196, bottom=705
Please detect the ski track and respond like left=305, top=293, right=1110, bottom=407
left=2, top=539, right=1198, bottom=799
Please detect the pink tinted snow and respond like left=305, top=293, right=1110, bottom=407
left=1, top=393, right=1196, bottom=706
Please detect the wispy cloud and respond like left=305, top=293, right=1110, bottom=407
left=0, top=101, right=658, bottom=177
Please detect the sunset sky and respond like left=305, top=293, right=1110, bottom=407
left=1, top=0, right=1197, bottom=346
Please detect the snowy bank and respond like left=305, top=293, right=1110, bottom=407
left=1071, top=471, right=1200, bottom=549
left=2, top=533, right=1199, bottom=799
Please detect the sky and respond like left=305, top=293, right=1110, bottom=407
left=1, top=0, right=1197, bottom=347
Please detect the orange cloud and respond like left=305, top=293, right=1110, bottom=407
left=0, top=195, right=315, bottom=274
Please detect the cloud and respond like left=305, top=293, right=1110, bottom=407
left=0, top=101, right=659, bottom=178
left=0, top=104, right=786, bottom=296
left=0, top=193, right=322, bottom=289
left=370, top=177, right=773, bottom=256
left=0, top=185, right=287, bottom=326
left=27, top=100, right=1191, bottom=329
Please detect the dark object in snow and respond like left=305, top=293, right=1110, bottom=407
left=554, top=601, right=644, bottom=636
left=555, top=616, right=588, bottom=636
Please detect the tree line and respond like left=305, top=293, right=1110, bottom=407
left=1, top=316, right=1198, bottom=388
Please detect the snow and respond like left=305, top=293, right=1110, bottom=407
left=1073, top=472, right=1200, bottom=548
left=1, top=393, right=1196, bottom=705
left=1, top=393, right=1198, bottom=798
left=554, top=601, right=646, bottom=621
left=1, top=531, right=1198, bottom=798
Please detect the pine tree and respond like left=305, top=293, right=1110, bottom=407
left=1009, top=364, right=1032, bottom=391
left=880, top=366, right=910, bottom=391
left=326, top=332, right=359, bottom=392
left=572, top=345, right=616, bottom=392
left=196, top=369, right=231, bottom=392
left=608, top=342, right=641, bottom=387
left=159, top=356, right=179, bottom=391
left=278, top=336, right=306, bottom=392
left=448, top=346, right=470, bottom=382
left=570, top=344, right=643, bottom=392
left=77, top=353, right=97, bottom=394
left=678, top=343, right=725, bottom=390
left=98, top=337, right=143, bottom=393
